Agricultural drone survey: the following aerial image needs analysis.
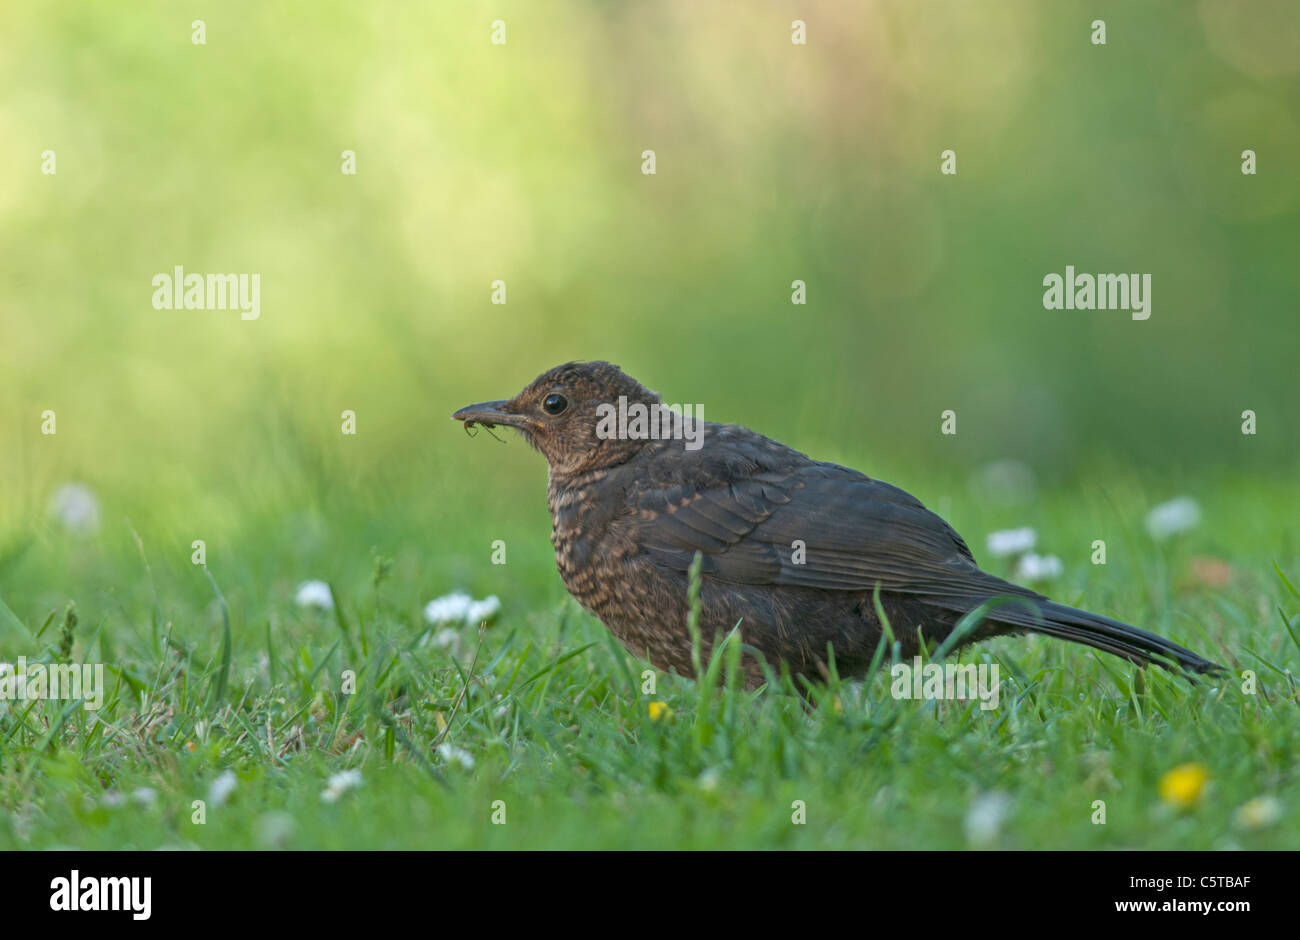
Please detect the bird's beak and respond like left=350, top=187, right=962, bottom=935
left=452, top=400, right=527, bottom=429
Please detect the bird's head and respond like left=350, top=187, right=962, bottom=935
left=453, top=361, right=663, bottom=474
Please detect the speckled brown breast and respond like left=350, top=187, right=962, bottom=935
left=547, top=467, right=704, bottom=677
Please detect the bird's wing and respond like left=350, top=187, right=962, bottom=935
left=627, top=462, right=1037, bottom=600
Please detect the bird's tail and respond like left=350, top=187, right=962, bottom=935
left=928, top=583, right=1224, bottom=676
left=981, top=596, right=1224, bottom=677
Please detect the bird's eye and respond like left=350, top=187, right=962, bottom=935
left=542, top=393, right=568, bottom=415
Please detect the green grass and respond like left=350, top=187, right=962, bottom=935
left=3, top=0, right=1298, bottom=851
left=2, top=466, right=1297, bottom=850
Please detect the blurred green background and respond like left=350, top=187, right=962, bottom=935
left=2, top=0, right=1297, bottom=627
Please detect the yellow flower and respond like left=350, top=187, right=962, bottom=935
left=1158, top=762, right=1209, bottom=809
left=185, top=740, right=197, bottom=752
left=648, top=701, right=672, bottom=722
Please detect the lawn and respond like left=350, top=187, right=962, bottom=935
left=2, top=0, right=1298, bottom=850
left=2, top=460, right=1296, bottom=850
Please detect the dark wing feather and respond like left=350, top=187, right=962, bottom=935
left=620, top=449, right=1223, bottom=676
left=629, top=462, right=1036, bottom=601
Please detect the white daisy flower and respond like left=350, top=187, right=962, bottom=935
left=294, top=580, right=335, bottom=611
left=1015, top=552, right=1064, bottom=582
left=423, top=591, right=473, bottom=624
left=1145, top=497, right=1201, bottom=540
left=437, top=743, right=475, bottom=770
left=466, top=595, right=501, bottom=625
left=321, top=769, right=363, bottom=803
left=1233, top=795, right=1281, bottom=830
left=423, top=628, right=460, bottom=653
left=207, top=770, right=237, bottom=807
left=964, top=791, right=1012, bottom=848
left=49, top=483, right=101, bottom=534
left=131, top=787, right=158, bottom=807
left=986, top=527, right=1037, bottom=558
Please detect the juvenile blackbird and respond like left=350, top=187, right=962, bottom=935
left=454, top=361, right=1222, bottom=688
